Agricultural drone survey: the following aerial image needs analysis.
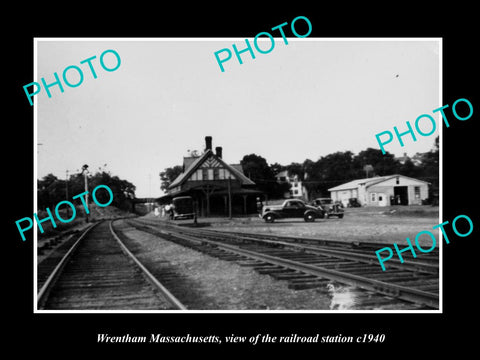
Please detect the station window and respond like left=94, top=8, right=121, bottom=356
left=208, top=168, right=214, bottom=180
left=371, top=193, right=376, bottom=202
left=294, top=190, right=298, bottom=195
left=202, top=168, right=208, bottom=181
left=396, top=177, right=400, bottom=185
left=214, top=168, right=219, bottom=180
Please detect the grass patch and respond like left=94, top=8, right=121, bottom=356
left=380, top=205, right=439, bottom=218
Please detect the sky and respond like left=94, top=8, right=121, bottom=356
left=35, top=38, right=440, bottom=198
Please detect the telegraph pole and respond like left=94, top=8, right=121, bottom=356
left=82, top=164, right=89, bottom=222
left=149, top=173, right=152, bottom=213
left=228, top=177, right=232, bottom=219
left=65, top=170, right=69, bottom=218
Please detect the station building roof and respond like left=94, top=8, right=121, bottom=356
left=168, top=149, right=255, bottom=190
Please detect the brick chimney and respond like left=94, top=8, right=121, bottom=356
left=205, top=136, right=212, bottom=151
left=215, top=146, right=223, bottom=158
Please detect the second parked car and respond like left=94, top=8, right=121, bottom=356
left=310, top=198, right=344, bottom=219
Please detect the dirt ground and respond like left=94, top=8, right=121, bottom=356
left=149, top=205, right=441, bottom=246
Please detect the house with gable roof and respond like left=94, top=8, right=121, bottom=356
left=157, top=136, right=262, bottom=217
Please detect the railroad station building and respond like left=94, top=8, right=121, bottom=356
left=328, top=174, right=429, bottom=207
left=157, top=136, right=262, bottom=217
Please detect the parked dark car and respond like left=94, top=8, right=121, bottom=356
left=310, top=198, right=344, bottom=218
left=171, top=196, right=196, bottom=220
left=348, top=197, right=361, bottom=208
left=261, top=199, right=325, bottom=223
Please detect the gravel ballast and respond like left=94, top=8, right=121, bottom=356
left=114, top=220, right=337, bottom=310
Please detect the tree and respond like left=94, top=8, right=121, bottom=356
left=37, top=170, right=136, bottom=211
left=159, top=165, right=183, bottom=192
left=301, top=151, right=357, bottom=198
left=241, top=154, right=289, bottom=198
left=269, top=162, right=285, bottom=176
left=37, top=174, right=64, bottom=210
left=285, top=162, right=304, bottom=180
left=417, top=136, right=439, bottom=203
left=399, top=159, right=421, bottom=178
left=353, top=148, right=400, bottom=177
left=89, top=172, right=136, bottom=210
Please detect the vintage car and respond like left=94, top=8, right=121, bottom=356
left=261, top=199, right=325, bottom=223
left=171, top=196, right=196, bottom=220
left=310, top=198, right=344, bottom=218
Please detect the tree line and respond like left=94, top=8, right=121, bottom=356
left=37, top=166, right=136, bottom=211
left=160, top=136, right=439, bottom=201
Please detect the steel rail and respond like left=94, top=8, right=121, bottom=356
left=37, top=223, right=98, bottom=309
left=131, top=217, right=439, bottom=259
left=153, top=225, right=439, bottom=308
left=133, top=217, right=402, bottom=250
left=178, top=228, right=439, bottom=274
left=109, top=220, right=186, bottom=310
left=210, top=228, right=439, bottom=253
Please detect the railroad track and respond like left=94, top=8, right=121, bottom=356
left=127, top=218, right=439, bottom=310
left=132, top=217, right=439, bottom=271
left=37, top=221, right=186, bottom=310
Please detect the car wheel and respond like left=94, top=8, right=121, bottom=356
left=265, top=214, right=275, bottom=223
left=304, top=213, right=315, bottom=222
left=338, top=214, right=344, bottom=219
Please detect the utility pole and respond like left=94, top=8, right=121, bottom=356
left=149, top=173, right=152, bottom=213
left=228, top=177, right=232, bottom=219
left=82, top=164, right=89, bottom=222
left=65, top=170, right=69, bottom=218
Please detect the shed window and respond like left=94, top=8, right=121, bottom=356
left=396, top=177, right=400, bottom=185
left=414, top=186, right=420, bottom=199
left=371, top=193, right=376, bottom=202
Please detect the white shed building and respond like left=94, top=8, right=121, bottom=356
left=328, top=174, right=429, bottom=207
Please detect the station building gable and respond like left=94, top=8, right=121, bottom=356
left=160, top=136, right=261, bottom=216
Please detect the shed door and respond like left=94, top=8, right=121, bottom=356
left=394, top=186, right=409, bottom=205
left=378, top=193, right=388, bottom=206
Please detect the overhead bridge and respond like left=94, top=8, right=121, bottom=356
left=130, top=198, right=157, bottom=214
